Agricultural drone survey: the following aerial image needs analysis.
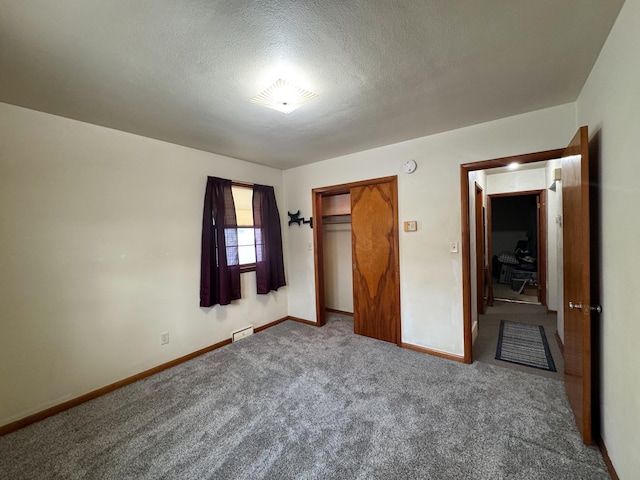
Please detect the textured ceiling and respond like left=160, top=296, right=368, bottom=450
left=0, top=1, right=624, bottom=169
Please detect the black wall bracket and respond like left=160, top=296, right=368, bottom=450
left=288, top=210, right=313, bottom=228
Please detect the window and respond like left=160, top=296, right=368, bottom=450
left=201, top=177, right=284, bottom=306
left=231, top=185, right=256, bottom=270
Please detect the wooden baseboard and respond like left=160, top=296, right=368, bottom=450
left=401, top=342, right=466, bottom=363
left=597, top=437, right=620, bottom=480
left=325, top=308, right=354, bottom=316
left=254, top=316, right=288, bottom=333
left=555, top=332, right=565, bottom=359
left=0, top=316, right=290, bottom=437
left=287, top=316, right=318, bottom=326
left=258, top=316, right=318, bottom=329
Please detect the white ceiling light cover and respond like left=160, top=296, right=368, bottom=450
left=250, top=79, right=318, bottom=114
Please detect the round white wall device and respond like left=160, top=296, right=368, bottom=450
left=402, top=160, right=417, bottom=174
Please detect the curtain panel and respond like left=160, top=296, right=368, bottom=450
left=253, top=184, right=286, bottom=294
left=200, top=177, right=241, bottom=307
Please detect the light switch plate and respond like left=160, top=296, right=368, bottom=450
left=450, top=241, right=459, bottom=253
left=403, top=221, right=417, bottom=232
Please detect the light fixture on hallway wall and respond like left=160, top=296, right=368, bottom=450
left=508, top=162, right=519, bottom=170
left=251, top=79, right=318, bottom=114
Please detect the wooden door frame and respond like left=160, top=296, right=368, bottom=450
left=312, top=175, right=401, bottom=346
left=487, top=190, right=547, bottom=307
left=461, top=149, right=563, bottom=363
left=474, top=183, right=486, bottom=316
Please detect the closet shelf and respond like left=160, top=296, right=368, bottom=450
left=322, top=214, right=351, bottom=224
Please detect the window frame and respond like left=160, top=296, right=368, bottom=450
left=231, top=182, right=256, bottom=273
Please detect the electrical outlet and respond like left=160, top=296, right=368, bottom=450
left=160, top=331, right=169, bottom=345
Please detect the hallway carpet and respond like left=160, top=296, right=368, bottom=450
left=474, top=303, right=564, bottom=380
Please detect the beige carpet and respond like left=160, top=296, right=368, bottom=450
left=0, top=313, right=607, bottom=480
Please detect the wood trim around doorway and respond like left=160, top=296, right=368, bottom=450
left=460, top=148, right=564, bottom=363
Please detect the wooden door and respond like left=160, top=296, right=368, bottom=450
left=475, top=183, right=485, bottom=315
left=562, top=126, right=593, bottom=444
left=351, top=179, right=400, bottom=344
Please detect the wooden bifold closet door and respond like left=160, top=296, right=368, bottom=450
left=350, top=178, right=400, bottom=344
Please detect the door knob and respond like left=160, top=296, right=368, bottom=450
left=568, top=301, right=602, bottom=313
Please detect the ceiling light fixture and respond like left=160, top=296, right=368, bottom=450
left=251, top=79, right=318, bottom=114
left=508, top=162, right=519, bottom=170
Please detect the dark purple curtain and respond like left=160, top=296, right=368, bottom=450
left=200, top=177, right=241, bottom=307
left=253, top=184, right=286, bottom=294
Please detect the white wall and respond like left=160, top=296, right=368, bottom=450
left=322, top=223, right=353, bottom=312
left=0, top=103, right=288, bottom=427
left=468, top=169, right=487, bottom=343
left=487, top=168, right=547, bottom=194
left=576, top=0, right=640, bottom=476
left=546, top=159, right=563, bottom=324
left=284, top=103, right=576, bottom=356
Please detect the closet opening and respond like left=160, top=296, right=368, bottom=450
left=321, top=193, right=353, bottom=317
left=312, top=176, right=400, bottom=344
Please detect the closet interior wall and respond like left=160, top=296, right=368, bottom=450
left=322, top=194, right=353, bottom=314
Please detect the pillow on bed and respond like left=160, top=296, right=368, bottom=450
left=498, top=251, right=519, bottom=265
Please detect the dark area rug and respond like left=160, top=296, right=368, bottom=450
left=496, top=320, right=556, bottom=372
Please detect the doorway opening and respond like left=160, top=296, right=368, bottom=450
left=488, top=190, right=547, bottom=307
left=465, top=155, right=564, bottom=384
left=462, top=128, right=595, bottom=445
left=460, top=148, right=563, bottom=363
